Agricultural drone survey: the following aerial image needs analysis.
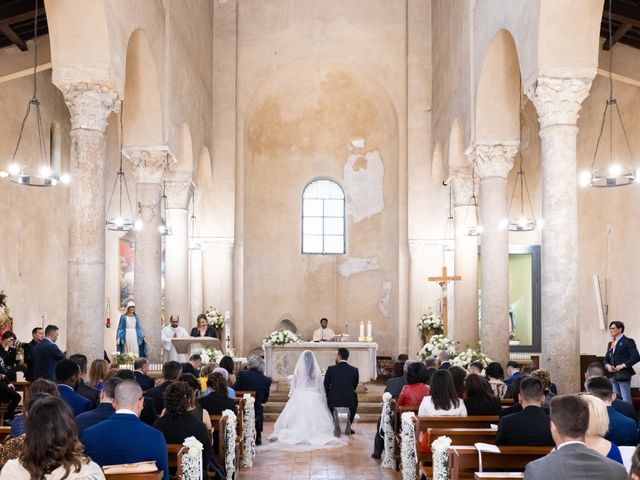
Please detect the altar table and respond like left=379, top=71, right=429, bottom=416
left=263, top=341, right=378, bottom=382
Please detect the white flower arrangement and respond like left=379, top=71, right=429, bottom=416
left=205, top=306, right=225, bottom=330
left=222, top=409, right=237, bottom=478
left=263, top=329, right=302, bottom=346
left=380, top=392, right=395, bottom=469
left=431, top=435, right=452, bottom=480
left=417, top=334, right=457, bottom=360
left=199, top=347, right=224, bottom=367
left=417, top=312, right=444, bottom=334
left=450, top=347, right=492, bottom=369
left=112, top=351, right=136, bottom=366
left=400, top=411, right=418, bottom=480
left=241, top=394, right=256, bottom=468
left=182, top=437, right=203, bottom=480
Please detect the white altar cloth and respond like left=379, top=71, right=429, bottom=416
left=263, top=341, right=378, bottom=382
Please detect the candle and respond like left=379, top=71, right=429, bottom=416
left=359, top=321, right=365, bottom=339
left=367, top=320, right=372, bottom=339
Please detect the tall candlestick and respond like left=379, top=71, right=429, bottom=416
left=359, top=321, right=365, bottom=339
left=367, top=320, right=372, bottom=339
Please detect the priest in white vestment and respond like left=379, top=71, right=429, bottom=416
left=161, top=315, right=189, bottom=362
left=312, top=318, right=336, bottom=342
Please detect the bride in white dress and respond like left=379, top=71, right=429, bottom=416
left=266, top=350, right=344, bottom=449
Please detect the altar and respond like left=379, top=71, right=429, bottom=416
left=263, top=342, right=378, bottom=383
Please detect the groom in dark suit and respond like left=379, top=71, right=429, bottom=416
left=324, top=347, right=359, bottom=436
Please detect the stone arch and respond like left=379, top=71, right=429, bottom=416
left=49, top=122, right=62, bottom=174
left=475, top=29, right=521, bottom=143
left=196, top=147, right=213, bottom=188
left=447, top=119, right=467, bottom=171
left=174, top=123, right=194, bottom=174
left=122, top=29, right=163, bottom=147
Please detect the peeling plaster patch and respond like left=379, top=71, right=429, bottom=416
left=379, top=280, right=392, bottom=317
left=338, top=257, right=379, bottom=277
left=344, top=150, right=384, bottom=222
left=351, top=138, right=365, bottom=149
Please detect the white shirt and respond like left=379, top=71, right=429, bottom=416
left=312, top=327, right=336, bottom=342
left=115, top=408, right=138, bottom=416
left=161, top=325, right=189, bottom=362
left=418, top=396, right=468, bottom=417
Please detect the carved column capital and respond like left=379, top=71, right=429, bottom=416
left=468, top=142, right=518, bottom=179
left=61, top=83, right=119, bottom=132
left=124, top=147, right=171, bottom=184
left=165, top=173, right=194, bottom=210
left=451, top=167, right=478, bottom=207
left=525, top=76, right=593, bottom=129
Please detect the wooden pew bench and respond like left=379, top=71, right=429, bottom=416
left=447, top=445, right=552, bottom=480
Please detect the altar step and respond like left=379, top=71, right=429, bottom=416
left=263, top=384, right=385, bottom=423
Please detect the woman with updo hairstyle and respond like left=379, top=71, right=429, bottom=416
left=199, top=372, right=235, bottom=416
left=178, top=373, right=212, bottom=431
left=485, top=362, right=507, bottom=399
left=0, top=394, right=103, bottom=479
left=531, top=369, right=555, bottom=408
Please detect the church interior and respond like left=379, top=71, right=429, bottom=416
left=1, top=0, right=640, bottom=478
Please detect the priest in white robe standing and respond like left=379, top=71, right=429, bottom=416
left=312, top=318, right=336, bottom=342
left=161, top=315, right=189, bottom=362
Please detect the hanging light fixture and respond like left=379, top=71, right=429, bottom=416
left=188, top=194, right=201, bottom=251
left=106, top=102, right=137, bottom=231
left=580, top=0, right=636, bottom=188
left=463, top=168, right=482, bottom=236
left=442, top=183, right=455, bottom=250
left=159, top=182, right=172, bottom=236
left=0, top=0, right=70, bottom=187
left=505, top=152, right=541, bottom=231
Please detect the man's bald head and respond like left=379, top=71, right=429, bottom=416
left=113, top=379, right=143, bottom=414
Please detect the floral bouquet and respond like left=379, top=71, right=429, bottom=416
left=205, top=306, right=225, bottom=330
left=264, top=329, right=302, bottom=346
left=182, top=436, right=203, bottom=480
left=112, top=351, right=136, bottom=366
left=417, top=334, right=457, bottom=360
left=451, top=347, right=492, bottom=369
left=417, top=312, right=444, bottom=334
left=200, top=347, right=224, bottom=366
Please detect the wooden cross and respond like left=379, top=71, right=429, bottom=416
left=428, top=266, right=462, bottom=336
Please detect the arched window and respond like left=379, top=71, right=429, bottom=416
left=302, top=179, right=345, bottom=254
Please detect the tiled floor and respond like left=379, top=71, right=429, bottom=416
left=249, top=422, right=401, bottom=480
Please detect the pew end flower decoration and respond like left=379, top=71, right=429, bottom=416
left=264, top=329, right=302, bottom=346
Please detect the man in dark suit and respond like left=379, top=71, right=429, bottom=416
left=114, top=369, right=157, bottom=426
left=69, top=354, right=99, bottom=408
left=585, top=375, right=638, bottom=446
left=56, top=359, right=91, bottom=417
left=504, top=360, right=521, bottom=386
left=181, top=354, right=202, bottom=378
left=324, top=347, right=359, bottom=436
left=22, top=327, right=43, bottom=382
left=234, top=355, right=272, bottom=445
left=604, top=321, right=640, bottom=403
left=133, top=357, right=155, bottom=391
left=144, top=360, right=182, bottom=415
left=496, top=377, right=554, bottom=446
left=81, top=379, right=169, bottom=480
left=31, top=324, right=65, bottom=381
left=523, top=395, right=627, bottom=480
left=76, top=377, right=121, bottom=434
left=385, top=360, right=410, bottom=397
left=584, top=362, right=637, bottom=420
left=437, top=350, right=452, bottom=370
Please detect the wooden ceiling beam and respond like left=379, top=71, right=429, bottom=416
left=603, top=22, right=633, bottom=50
left=0, top=7, right=45, bottom=28
left=0, top=24, right=27, bottom=51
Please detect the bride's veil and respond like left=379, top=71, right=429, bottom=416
left=292, top=350, right=323, bottom=392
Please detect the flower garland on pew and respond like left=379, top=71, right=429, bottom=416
left=380, top=392, right=395, bottom=469
left=241, top=394, right=256, bottom=468
left=431, top=435, right=452, bottom=480
left=400, top=411, right=417, bottom=480
left=222, top=409, right=237, bottom=479
left=182, top=436, right=204, bottom=480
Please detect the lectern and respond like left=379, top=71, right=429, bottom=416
left=172, top=337, right=224, bottom=357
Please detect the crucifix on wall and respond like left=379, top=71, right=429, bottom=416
left=428, top=266, right=461, bottom=336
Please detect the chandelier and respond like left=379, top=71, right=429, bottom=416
left=188, top=194, right=201, bottom=251
left=0, top=0, right=70, bottom=187
left=463, top=168, right=482, bottom=236
left=159, top=182, right=172, bottom=236
left=580, top=0, right=636, bottom=188
left=504, top=152, right=541, bottom=231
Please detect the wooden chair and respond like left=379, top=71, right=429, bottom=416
left=103, top=472, right=163, bottom=480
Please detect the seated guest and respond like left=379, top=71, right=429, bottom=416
left=398, top=362, right=429, bottom=407
left=10, top=378, right=58, bottom=438
left=523, top=395, right=627, bottom=480
left=463, top=374, right=501, bottom=416
left=114, top=369, right=157, bottom=426
left=424, top=357, right=438, bottom=385
left=234, top=355, right=272, bottom=445
left=133, top=357, right=155, bottom=391
left=531, top=369, right=555, bottom=409
left=211, top=368, right=235, bottom=398
left=437, top=350, right=452, bottom=370
left=0, top=394, right=104, bottom=479
left=581, top=394, right=623, bottom=464
left=486, top=361, right=507, bottom=398
left=467, top=361, right=484, bottom=376
left=199, top=363, right=216, bottom=393
left=584, top=362, right=637, bottom=420
left=177, top=374, right=212, bottom=431
left=385, top=360, right=410, bottom=397
left=219, top=356, right=237, bottom=386
left=181, top=354, right=202, bottom=377
left=75, top=377, right=122, bottom=434
left=418, top=369, right=467, bottom=417
left=200, top=372, right=235, bottom=416
left=397, top=354, right=409, bottom=362
left=585, top=376, right=638, bottom=446
left=0, top=332, right=18, bottom=382
left=190, top=313, right=218, bottom=338
left=0, top=358, right=21, bottom=424
left=81, top=379, right=169, bottom=480
left=68, top=354, right=99, bottom=408
left=55, top=359, right=91, bottom=417
left=496, top=377, right=553, bottom=446
left=391, top=359, right=405, bottom=378
left=145, top=360, right=182, bottom=415
left=504, top=361, right=521, bottom=386
left=448, top=366, right=467, bottom=399
left=88, top=359, right=109, bottom=392
left=500, top=376, right=524, bottom=416
left=153, top=382, right=223, bottom=479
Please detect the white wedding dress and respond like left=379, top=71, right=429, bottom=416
left=266, top=350, right=344, bottom=450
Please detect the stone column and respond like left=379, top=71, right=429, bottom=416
left=527, top=76, right=593, bottom=393
left=471, top=142, right=517, bottom=366
left=451, top=167, right=479, bottom=349
left=62, top=84, right=119, bottom=361
left=189, top=248, right=204, bottom=329
left=126, top=148, right=169, bottom=361
left=164, top=174, right=193, bottom=328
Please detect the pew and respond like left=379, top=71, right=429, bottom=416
left=232, top=396, right=246, bottom=463
left=474, top=473, right=524, bottom=479
left=447, top=445, right=552, bottom=480
left=0, top=426, right=10, bottom=443
left=167, top=444, right=186, bottom=478
left=103, top=471, right=163, bottom=480
left=426, top=427, right=497, bottom=447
